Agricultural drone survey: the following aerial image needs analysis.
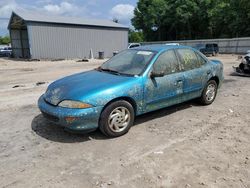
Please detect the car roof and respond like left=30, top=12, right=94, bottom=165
left=134, top=44, right=194, bottom=53
left=129, top=43, right=140, bottom=45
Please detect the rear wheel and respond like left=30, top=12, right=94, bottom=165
left=199, top=80, right=218, bottom=105
left=99, top=100, right=134, bottom=137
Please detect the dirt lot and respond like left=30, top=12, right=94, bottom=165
left=0, top=55, right=249, bottom=188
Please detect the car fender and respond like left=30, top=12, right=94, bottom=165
left=79, top=78, right=145, bottom=115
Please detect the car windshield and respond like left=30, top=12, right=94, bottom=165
left=99, top=49, right=155, bottom=76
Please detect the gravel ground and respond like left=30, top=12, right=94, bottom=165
left=0, top=55, right=249, bottom=188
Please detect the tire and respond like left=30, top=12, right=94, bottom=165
left=199, top=80, right=218, bottom=105
left=99, top=100, right=135, bottom=137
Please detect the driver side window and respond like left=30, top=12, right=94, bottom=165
left=153, top=50, right=179, bottom=75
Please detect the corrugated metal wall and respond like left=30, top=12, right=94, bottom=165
left=27, top=23, right=128, bottom=59
left=142, top=37, right=250, bottom=54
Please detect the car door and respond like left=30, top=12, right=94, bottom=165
left=176, top=48, right=211, bottom=99
left=144, top=50, right=184, bottom=112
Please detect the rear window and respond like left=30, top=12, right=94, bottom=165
left=195, top=52, right=207, bottom=66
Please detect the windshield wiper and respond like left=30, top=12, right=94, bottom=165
left=97, top=67, right=121, bottom=75
left=96, top=67, right=135, bottom=77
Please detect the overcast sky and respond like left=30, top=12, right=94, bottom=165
left=0, top=0, right=137, bottom=36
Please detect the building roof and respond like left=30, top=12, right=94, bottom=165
left=9, top=10, right=128, bottom=29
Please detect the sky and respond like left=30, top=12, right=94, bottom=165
left=0, top=0, right=137, bottom=36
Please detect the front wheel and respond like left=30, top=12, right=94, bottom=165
left=99, top=100, right=135, bottom=137
left=199, top=80, right=218, bottom=105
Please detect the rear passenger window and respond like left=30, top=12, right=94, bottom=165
left=177, top=49, right=200, bottom=70
left=196, top=52, right=207, bottom=66
left=153, top=50, right=179, bottom=75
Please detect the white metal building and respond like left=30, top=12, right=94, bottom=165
left=8, top=10, right=129, bottom=59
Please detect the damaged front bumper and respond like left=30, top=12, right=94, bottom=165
left=232, top=66, right=250, bottom=77
left=38, top=95, right=103, bottom=132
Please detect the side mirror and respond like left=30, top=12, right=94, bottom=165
left=150, top=71, right=165, bottom=78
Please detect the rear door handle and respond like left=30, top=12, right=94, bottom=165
left=207, top=70, right=211, bottom=75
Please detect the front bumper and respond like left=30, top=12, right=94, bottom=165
left=38, top=95, right=103, bottom=131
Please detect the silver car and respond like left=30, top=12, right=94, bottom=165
left=0, top=47, right=12, bottom=57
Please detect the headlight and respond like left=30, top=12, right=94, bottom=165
left=58, top=100, right=93, bottom=109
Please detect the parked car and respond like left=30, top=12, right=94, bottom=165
left=38, top=45, right=224, bottom=137
left=128, top=43, right=141, bottom=49
left=0, top=47, right=12, bottom=57
left=195, top=43, right=219, bottom=56
left=233, top=50, right=250, bottom=76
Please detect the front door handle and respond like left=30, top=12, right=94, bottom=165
left=175, top=80, right=183, bottom=86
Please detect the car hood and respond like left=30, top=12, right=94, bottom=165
left=44, top=70, right=135, bottom=105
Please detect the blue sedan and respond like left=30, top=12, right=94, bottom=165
left=38, top=45, right=223, bottom=137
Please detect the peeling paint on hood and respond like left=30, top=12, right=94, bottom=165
left=43, top=70, right=135, bottom=105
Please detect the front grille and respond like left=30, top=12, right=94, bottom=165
left=42, top=111, right=59, bottom=122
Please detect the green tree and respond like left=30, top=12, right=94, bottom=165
left=132, top=0, right=167, bottom=41
left=129, top=29, right=144, bottom=42
left=0, top=36, right=10, bottom=44
left=224, top=0, right=250, bottom=37
left=132, top=0, right=250, bottom=41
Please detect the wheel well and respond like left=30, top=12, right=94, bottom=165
left=102, top=97, right=137, bottom=115
left=209, top=76, right=219, bottom=86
